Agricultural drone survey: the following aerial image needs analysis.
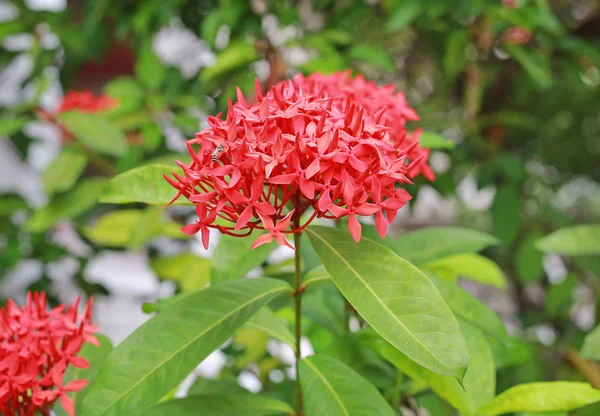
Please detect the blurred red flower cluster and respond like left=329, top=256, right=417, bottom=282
left=57, top=90, right=115, bottom=114
left=166, top=71, right=434, bottom=249
left=0, top=293, right=98, bottom=416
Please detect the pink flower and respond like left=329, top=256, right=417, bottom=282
left=166, top=73, right=435, bottom=249
left=0, top=292, right=98, bottom=416
left=503, top=27, right=532, bottom=45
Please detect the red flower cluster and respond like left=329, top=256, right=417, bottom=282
left=166, top=71, right=434, bottom=249
left=0, top=292, right=98, bottom=416
left=58, top=90, right=115, bottom=114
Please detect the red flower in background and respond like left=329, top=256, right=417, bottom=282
left=57, top=90, right=115, bottom=114
left=166, top=72, right=434, bottom=249
left=503, top=27, right=532, bottom=45
left=0, top=292, right=98, bottom=416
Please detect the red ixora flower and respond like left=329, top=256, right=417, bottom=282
left=166, top=71, right=434, bottom=249
left=0, top=292, right=98, bottom=416
left=57, top=90, right=116, bottom=114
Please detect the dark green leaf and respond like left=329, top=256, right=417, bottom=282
left=81, top=278, right=291, bottom=416
left=506, top=45, right=552, bottom=90
left=348, top=44, right=395, bottom=71
left=144, top=394, right=293, bottom=416
left=299, top=355, right=396, bottom=416
left=516, top=230, right=545, bottom=284
left=306, top=226, right=469, bottom=379
left=200, top=41, right=258, bottom=85
left=0, top=115, right=28, bottom=136
left=492, top=185, right=521, bottom=246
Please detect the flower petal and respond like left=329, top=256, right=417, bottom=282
left=250, top=233, right=274, bottom=250
left=348, top=214, right=362, bottom=243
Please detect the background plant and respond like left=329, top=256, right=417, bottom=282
left=1, top=0, right=600, bottom=415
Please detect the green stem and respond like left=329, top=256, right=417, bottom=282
left=293, top=228, right=304, bottom=416
left=392, top=370, right=404, bottom=411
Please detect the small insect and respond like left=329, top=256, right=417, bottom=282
left=211, top=144, right=225, bottom=165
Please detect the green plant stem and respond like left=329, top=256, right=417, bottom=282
left=293, top=229, right=304, bottom=416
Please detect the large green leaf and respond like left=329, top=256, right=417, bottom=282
left=379, top=342, right=472, bottom=415
left=81, top=278, right=291, bottom=416
left=244, top=307, right=295, bottom=349
left=42, top=146, right=88, bottom=196
left=299, top=355, right=396, bottom=416
left=211, top=233, right=274, bottom=283
left=386, top=226, right=499, bottom=265
left=136, top=44, right=166, bottom=90
left=0, top=114, right=28, bottom=136
left=143, top=394, right=293, bottom=416
left=26, top=178, right=108, bottom=232
left=58, top=112, right=127, bottom=156
left=306, top=226, right=469, bottom=379
left=492, top=185, right=521, bottom=246
left=99, top=164, right=190, bottom=206
left=536, top=225, right=600, bottom=256
left=424, top=253, right=507, bottom=290
left=460, top=321, right=495, bottom=412
left=581, top=324, right=600, bottom=360
left=478, top=382, right=600, bottom=415
left=427, top=274, right=509, bottom=344
left=151, top=253, right=211, bottom=292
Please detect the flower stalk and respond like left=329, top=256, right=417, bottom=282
left=293, top=215, right=304, bottom=415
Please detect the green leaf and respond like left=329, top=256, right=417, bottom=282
left=536, top=225, right=600, bottom=256
left=492, top=185, right=521, bottom=246
left=0, top=115, right=28, bottom=136
left=299, top=355, right=396, bottom=416
left=545, top=274, right=577, bottom=319
left=348, top=44, right=395, bottom=71
left=582, top=324, right=600, bottom=360
left=386, top=1, right=422, bottom=31
left=211, top=233, right=274, bottom=283
left=200, top=41, right=259, bottom=85
left=26, top=178, right=108, bottom=233
left=478, top=382, right=600, bottom=416
left=427, top=274, right=509, bottom=344
left=506, top=45, right=552, bottom=89
left=144, top=394, right=293, bottom=416
left=306, top=226, right=469, bottom=379
left=81, top=278, right=291, bottom=416
left=424, top=253, right=507, bottom=290
left=386, top=226, right=499, bottom=265
left=136, top=45, right=166, bottom=90
left=83, top=209, right=184, bottom=248
left=151, top=253, right=211, bottom=292
left=419, top=131, right=455, bottom=150
left=188, top=377, right=246, bottom=396
left=303, top=265, right=331, bottom=289
left=58, top=112, right=127, bottom=157
left=515, top=230, right=545, bottom=284
left=244, top=307, right=296, bottom=349
left=443, top=30, right=469, bottom=81
left=378, top=340, right=472, bottom=415
left=460, top=321, right=495, bottom=411
left=99, top=164, right=190, bottom=206
left=42, top=147, right=88, bottom=196
left=105, top=77, right=144, bottom=101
